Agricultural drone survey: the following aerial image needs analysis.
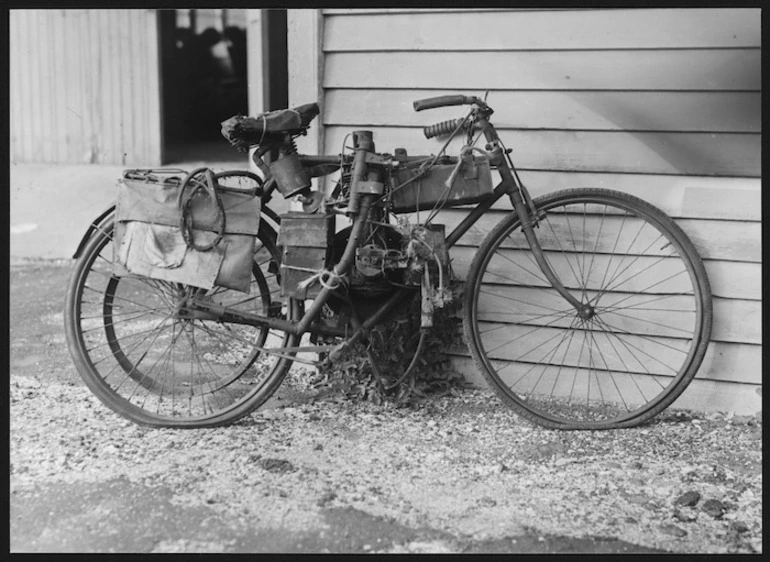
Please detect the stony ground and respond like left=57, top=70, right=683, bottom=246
left=9, top=259, right=763, bottom=554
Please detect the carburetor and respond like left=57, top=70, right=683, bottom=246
left=353, top=222, right=449, bottom=287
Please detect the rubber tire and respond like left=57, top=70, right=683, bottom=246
left=63, top=216, right=300, bottom=428
left=463, top=188, right=712, bottom=430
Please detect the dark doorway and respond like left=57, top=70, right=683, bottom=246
left=262, top=9, right=288, bottom=112
left=158, top=9, right=253, bottom=164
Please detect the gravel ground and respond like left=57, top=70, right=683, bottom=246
left=9, top=259, right=763, bottom=554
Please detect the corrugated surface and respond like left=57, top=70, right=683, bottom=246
left=10, top=9, right=162, bottom=165
left=316, top=8, right=761, bottom=412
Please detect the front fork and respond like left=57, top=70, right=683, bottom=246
left=490, top=139, right=594, bottom=320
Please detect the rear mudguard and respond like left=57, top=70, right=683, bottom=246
left=72, top=205, right=116, bottom=259
left=72, top=203, right=282, bottom=259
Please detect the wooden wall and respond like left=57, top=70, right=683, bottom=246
left=10, top=9, right=162, bottom=165
left=294, top=8, right=761, bottom=414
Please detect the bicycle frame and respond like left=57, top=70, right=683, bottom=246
left=185, top=108, right=590, bottom=354
left=65, top=94, right=713, bottom=430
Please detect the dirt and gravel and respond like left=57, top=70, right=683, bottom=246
left=9, top=258, right=763, bottom=554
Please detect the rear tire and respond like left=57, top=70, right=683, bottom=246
left=64, top=216, right=300, bottom=428
left=463, top=188, right=712, bottom=429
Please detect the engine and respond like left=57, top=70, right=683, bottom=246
left=278, top=129, right=455, bottom=324
left=328, top=134, right=452, bottom=302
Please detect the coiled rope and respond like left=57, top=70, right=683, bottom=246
left=177, top=168, right=226, bottom=252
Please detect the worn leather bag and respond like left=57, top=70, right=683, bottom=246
left=113, top=169, right=260, bottom=293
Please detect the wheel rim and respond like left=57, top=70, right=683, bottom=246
left=471, top=193, right=706, bottom=427
left=70, top=220, right=296, bottom=424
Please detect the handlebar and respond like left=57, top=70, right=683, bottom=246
left=414, top=94, right=492, bottom=139
left=413, top=95, right=486, bottom=112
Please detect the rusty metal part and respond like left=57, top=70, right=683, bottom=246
left=277, top=212, right=336, bottom=299
left=299, top=191, right=324, bottom=213
left=389, top=158, right=493, bottom=214
left=420, top=268, right=434, bottom=329
left=357, top=180, right=384, bottom=195
left=269, top=152, right=311, bottom=198
left=347, top=131, right=375, bottom=214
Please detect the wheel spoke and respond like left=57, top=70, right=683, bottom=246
left=593, top=315, right=686, bottom=376
left=65, top=219, right=296, bottom=427
left=483, top=308, right=576, bottom=356
left=113, top=313, right=177, bottom=393
left=467, top=190, right=710, bottom=429
left=89, top=318, right=175, bottom=362
left=542, top=212, right=584, bottom=289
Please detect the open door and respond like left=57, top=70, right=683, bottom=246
left=260, top=9, right=288, bottom=113
left=159, top=9, right=260, bottom=164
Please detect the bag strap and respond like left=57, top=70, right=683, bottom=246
left=177, top=168, right=226, bottom=252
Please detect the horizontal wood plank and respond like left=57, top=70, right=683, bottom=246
left=324, top=51, right=761, bottom=91
left=473, top=251, right=706, bottom=296
left=324, top=126, right=761, bottom=177
left=710, top=297, right=761, bottom=345
left=451, top=339, right=760, bottom=386
left=697, top=341, right=763, bottom=386
left=452, top=280, right=760, bottom=345
left=702, top=261, right=761, bottom=302
left=695, top=341, right=758, bottom=388
left=323, top=9, right=521, bottom=15
left=450, top=357, right=761, bottom=414
left=450, top=246, right=760, bottom=301
left=475, top=296, right=698, bottom=350
left=319, top=170, right=763, bottom=222
left=448, top=259, right=760, bottom=343
left=324, top=89, right=762, bottom=133
left=672, top=378, right=761, bottom=415
left=479, top=360, right=693, bottom=405
left=488, top=171, right=761, bottom=221
left=423, top=208, right=760, bottom=263
left=324, top=9, right=760, bottom=51
left=678, top=220, right=761, bottom=264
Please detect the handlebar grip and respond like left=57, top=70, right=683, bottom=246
left=413, top=95, right=472, bottom=112
left=424, top=118, right=464, bottom=139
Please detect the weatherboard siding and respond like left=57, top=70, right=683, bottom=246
left=308, top=8, right=762, bottom=413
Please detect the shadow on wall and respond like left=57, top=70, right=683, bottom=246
left=572, top=50, right=761, bottom=177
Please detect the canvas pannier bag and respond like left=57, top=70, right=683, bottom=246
left=113, top=169, right=260, bottom=293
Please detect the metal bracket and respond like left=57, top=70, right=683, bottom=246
left=357, top=180, right=384, bottom=195
left=461, top=152, right=479, bottom=180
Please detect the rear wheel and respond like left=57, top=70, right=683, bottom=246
left=64, top=215, right=300, bottom=428
left=464, top=188, right=712, bottom=429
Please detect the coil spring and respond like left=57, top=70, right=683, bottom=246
left=423, top=118, right=463, bottom=139
left=284, top=136, right=299, bottom=155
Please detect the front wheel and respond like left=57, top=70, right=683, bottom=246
left=463, top=188, right=712, bottom=430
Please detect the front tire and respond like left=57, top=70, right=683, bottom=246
left=463, top=188, right=712, bottom=430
